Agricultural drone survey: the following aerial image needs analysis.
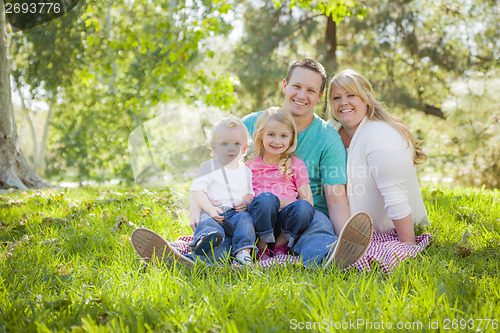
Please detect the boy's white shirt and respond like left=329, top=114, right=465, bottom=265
left=191, top=159, right=254, bottom=208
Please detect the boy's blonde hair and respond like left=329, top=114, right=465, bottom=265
left=207, top=115, right=249, bottom=145
left=327, top=69, right=427, bottom=165
left=249, top=107, right=297, bottom=179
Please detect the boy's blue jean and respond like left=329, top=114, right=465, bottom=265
left=190, top=208, right=255, bottom=264
left=247, top=192, right=315, bottom=247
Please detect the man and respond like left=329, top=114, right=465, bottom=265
left=236, top=59, right=372, bottom=267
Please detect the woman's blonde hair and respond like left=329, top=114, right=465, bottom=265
left=249, top=107, right=297, bottom=179
left=327, top=69, right=427, bottom=165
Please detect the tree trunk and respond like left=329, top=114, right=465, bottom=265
left=325, top=15, right=337, bottom=74
left=14, top=75, right=37, bottom=163
left=0, top=0, right=51, bottom=189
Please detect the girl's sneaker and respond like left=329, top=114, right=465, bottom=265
left=234, top=251, right=253, bottom=265
left=273, top=243, right=289, bottom=256
left=257, top=247, right=273, bottom=261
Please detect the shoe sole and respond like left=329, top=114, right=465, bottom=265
left=130, top=228, right=194, bottom=268
left=192, top=231, right=224, bottom=256
left=324, top=212, right=373, bottom=269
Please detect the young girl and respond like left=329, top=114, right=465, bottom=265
left=246, top=107, right=315, bottom=261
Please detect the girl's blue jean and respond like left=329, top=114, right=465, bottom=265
left=190, top=208, right=255, bottom=264
left=247, top=192, right=315, bottom=247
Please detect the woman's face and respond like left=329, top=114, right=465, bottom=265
left=330, top=85, right=368, bottom=134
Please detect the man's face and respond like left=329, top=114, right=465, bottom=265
left=282, top=67, right=324, bottom=118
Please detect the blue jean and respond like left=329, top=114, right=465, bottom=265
left=247, top=192, right=315, bottom=247
left=291, top=209, right=338, bottom=267
left=190, top=208, right=255, bottom=264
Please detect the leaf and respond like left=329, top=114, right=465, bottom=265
left=45, top=299, right=72, bottom=311
left=454, top=244, right=473, bottom=258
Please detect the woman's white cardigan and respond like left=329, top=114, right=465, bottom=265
left=344, top=117, right=430, bottom=233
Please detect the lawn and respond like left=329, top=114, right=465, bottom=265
left=0, top=186, right=499, bottom=332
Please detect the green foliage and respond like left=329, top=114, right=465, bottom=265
left=11, top=0, right=238, bottom=182
left=273, top=0, right=364, bottom=22
left=0, top=186, right=499, bottom=331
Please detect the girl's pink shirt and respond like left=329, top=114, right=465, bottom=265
left=245, top=156, right=310, bottom=201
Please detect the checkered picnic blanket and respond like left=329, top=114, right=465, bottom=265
left=168, top=230, right=432, bottom=274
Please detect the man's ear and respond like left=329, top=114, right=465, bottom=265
left=319, top=90, right=324, bottom=99
left=282, top=79, right=287, bottom=93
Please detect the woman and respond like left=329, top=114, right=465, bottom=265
left=326, top=69, right=431, bottom=271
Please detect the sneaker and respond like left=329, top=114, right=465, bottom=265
left=323, top=212, right=373, bottom=269
left=191, top=231, right=224, bottom=256
left=273, top=243, right=289, bottom=257
left=233, top=250, right=253, bottom=265
left=257, top=247, right=273, bottom=261
left=130, top=228, right=194, bottom=268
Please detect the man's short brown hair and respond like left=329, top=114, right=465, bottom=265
left=285, top=59, right=327, bottom=94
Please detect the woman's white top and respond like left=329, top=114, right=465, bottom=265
left=344, top=117, right=430, bottom=233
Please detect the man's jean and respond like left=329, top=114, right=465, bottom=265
left=292, top=209, right=338, bottom=267
left=190, top=208, right=255, bottom=264
left=247, top=192, right=314, bottom=247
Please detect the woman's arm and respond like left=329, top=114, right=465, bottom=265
left=392, top=214, right=416, bottom=245
left=366, top=127, right=416, bottom=243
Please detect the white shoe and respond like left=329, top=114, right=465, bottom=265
left=131, top=228, right=195, bottom=268
left=324, top=212, right=373, bottom=269
left=233, top=250, right=253, bottom=265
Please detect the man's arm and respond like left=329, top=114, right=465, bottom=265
left=324, top=184, right=351, bottom=236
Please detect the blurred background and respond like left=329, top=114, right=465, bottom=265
left=6, top=0, right=499, bottom=189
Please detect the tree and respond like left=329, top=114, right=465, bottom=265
left=8, top=0, right=238, bottom=185
left=0, top=0, right=51, bottom=189
left=231, top=0, right=364, bottom=115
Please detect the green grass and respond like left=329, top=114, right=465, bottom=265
left=0, top=186, right=499, bottom=332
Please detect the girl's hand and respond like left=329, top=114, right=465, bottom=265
left=279, top=199, right=294, bottom=210
left=209, top=207, right=224, bottom=224
left=234, top=194, right=254, bottom=212
left=234, top=200, right=248, bottom=212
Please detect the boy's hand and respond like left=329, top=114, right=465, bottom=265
left=209, top=199, right=222, bottom=207
left=209, top=207, right=225, bottom=223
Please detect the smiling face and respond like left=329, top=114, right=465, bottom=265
left=211, top=126, right=248, bottom=167
left=262, top=120, right=294, bottom=159
left=282, top=67, right=323, bottom=118
left=330, top=85, right=368, bottom=135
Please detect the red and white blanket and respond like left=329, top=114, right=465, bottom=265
left=168, top=230, right=432, bottom=274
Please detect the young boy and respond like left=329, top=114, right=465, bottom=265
left=189, top=116, right=255, bottom=265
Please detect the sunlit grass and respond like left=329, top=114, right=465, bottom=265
left=0, top=186, right=499, bottom=332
